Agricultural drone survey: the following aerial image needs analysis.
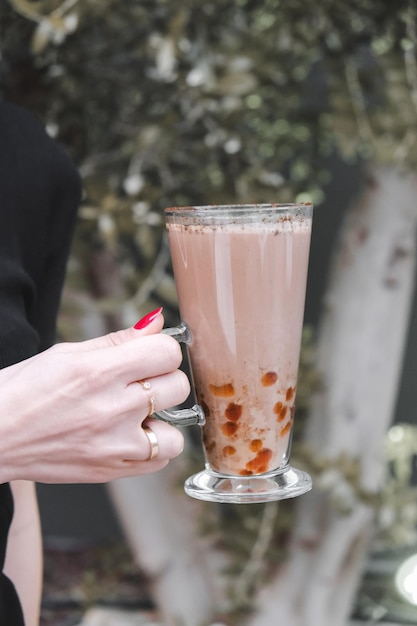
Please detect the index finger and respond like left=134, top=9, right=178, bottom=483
left=53, top=313, right=165, bottom=355
left=84, top=332, right=184, bottom=384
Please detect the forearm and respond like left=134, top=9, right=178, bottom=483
left=4, top=481, right=43, bottom=626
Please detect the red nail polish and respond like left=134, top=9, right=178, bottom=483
left=134, top=307, right=163, bottom=330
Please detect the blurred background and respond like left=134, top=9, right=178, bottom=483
left=2, top=1, right=417, bottom=625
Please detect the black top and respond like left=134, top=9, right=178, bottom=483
left=0, top=102, right=80, bottom=624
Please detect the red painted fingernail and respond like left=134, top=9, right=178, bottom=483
left=134, top=307, right=163, bottom=330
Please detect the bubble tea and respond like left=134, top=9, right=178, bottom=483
left=164, top=203, right=313, bottom=503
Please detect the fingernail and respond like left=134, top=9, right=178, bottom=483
left=134, top=307, right=163, bottom=330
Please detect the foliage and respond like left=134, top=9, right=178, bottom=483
left=2, top=1, right=417, bottom=333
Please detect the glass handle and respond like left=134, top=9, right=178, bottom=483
left=153, top=323, right=206, bottom=427
left=162, top=321, right=191, bottom=343
left=154, top=404, right=205, bottom=427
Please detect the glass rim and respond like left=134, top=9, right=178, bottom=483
left=165, top=202, right=313, bottom=216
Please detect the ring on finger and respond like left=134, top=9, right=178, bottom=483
left=138, top=380, right=157, bottom=417
left=148, top=395, right=156, bottom=417
left=142, top=424, right=159, bottom=460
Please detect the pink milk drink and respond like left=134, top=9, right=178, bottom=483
left=161, top=203, right=313, bottom=503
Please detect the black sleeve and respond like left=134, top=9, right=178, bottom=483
left=0, top=102, right=81, bottom=626
left=0, top=102, right=81, bottom=367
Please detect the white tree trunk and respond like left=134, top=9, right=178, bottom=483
left=108, top=450, right=228, bottom=626
left=249, top=165, right=417, bottom=626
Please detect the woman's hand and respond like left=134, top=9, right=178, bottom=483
left=0, top=311, right=190, bottom=483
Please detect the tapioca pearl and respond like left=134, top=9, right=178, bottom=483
left=246, top=448, right=273, bottom=473
left=261, top=371, right=278, bottom=386
left=209, top=383, right=235, bottom=397
left=250, top=439, right=263, bottom=452
left=221, top=421, right=239, bottom=436
left=286, top=386, right=295, bottom=401
left=225, top=402, right=242, bottom=421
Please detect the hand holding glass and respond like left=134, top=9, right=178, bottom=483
left=154, top=203, right=313, bottom=504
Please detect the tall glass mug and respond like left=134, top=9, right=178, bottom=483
left=155, top=203, right=313, bottom=504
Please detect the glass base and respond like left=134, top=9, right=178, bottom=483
left=184, top=465, right=312, bottom=504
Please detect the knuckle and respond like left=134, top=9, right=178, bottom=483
left=78, top=362, right=104, bottom=392
left=62, top=351, right=96, bottom=381
left=49, top=352, right=102, bottom=396
left=105, top=331, right=121, bottom=347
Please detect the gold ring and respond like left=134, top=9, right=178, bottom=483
left=142, top=424, right=159, bottom=460
left=138, top=381, right=156, bottom=417
left=148, top=395, right=156, bottom=417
